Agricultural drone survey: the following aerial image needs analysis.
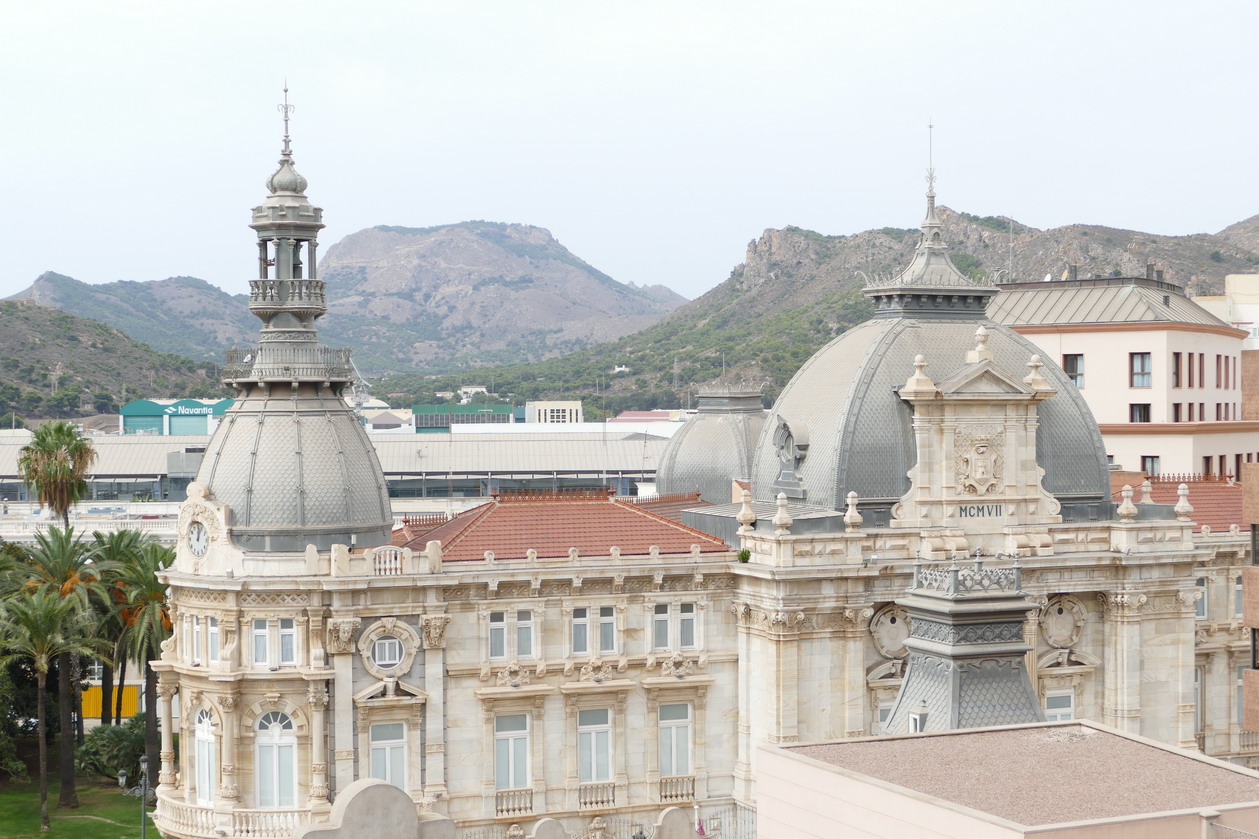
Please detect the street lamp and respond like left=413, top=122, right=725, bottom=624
left=118, top=754, right=151, bottom=839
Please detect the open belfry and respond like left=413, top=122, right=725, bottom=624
left=151, top=103, right=1253, bottom=839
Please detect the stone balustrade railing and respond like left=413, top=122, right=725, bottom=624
left=494, top=787, right=533, bottom=818
left=659, top=774, right=695, bottom=802
left=578, top=781, right=616, bottom=809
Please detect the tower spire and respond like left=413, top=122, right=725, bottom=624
left=266, top=85, right=307, bottom=195
left=279, top=83, right=294, bottom=157
left=922, top=120, right=942, bottom=241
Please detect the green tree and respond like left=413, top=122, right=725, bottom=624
left=19, top=527, right=110, bottom=809
left=18, top=421, right=97, bottom=530
left=0, top=590, right=103, bottom=831
left=115, top=542, right=173, bottom=774
left=92, top=529, right=150, bottom=727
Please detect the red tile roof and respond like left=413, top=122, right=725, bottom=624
left=398, top=488, right=730, bottom=561
left=1110, top=478, right=1249, bottom=533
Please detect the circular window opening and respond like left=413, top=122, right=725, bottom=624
left=373, top=635, right=403, bottom=669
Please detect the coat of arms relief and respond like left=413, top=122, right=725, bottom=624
left=955, top=426, right=1004, bottom=495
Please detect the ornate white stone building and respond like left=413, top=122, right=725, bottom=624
left=152, top=116, right=1254, bottom=839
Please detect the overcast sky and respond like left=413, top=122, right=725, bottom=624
left=1, top=1, right=1255, bottom=303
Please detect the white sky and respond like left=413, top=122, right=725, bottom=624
left=1, top=1, right=1255, bottom=302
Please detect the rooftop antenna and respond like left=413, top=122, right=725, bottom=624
left=278, top=81, right=294, bottom=156
left=927, top=118, right=935, bottom=195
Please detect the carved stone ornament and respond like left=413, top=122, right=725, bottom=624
left=870, top=605, right=911, bottom=659
left=421, top=614, right=452, bottom=649
left=661, top=651, right=694, bottom=679
left=496, top=662, right=531, bottom=687
left=579, top=658, right=615, bottom=682
left=773, top=419, right=808, bottom=471
left=955, top=426, right=1003, bottom=496
left=326, top=618, right=361, bottom=654
left=1040, top=595, right=1086, bottom=649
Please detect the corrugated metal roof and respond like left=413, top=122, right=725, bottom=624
left=988, top=279, right=1232, bottom=327
left=0, top=431, right=669, bottom=479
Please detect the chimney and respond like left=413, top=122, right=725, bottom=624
left=1068, top=264, right=1078, bottom=281
left=1146, top=263, right=1155, bottom=280
left=1156, top=269, right=1165, bottom=282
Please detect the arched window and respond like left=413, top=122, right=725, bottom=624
left=194, top=709, right=216, bottom=805
left=255, top=711, right=296, bottom=808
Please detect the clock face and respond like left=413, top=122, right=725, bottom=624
left=188, top=522, right=210, bottom=557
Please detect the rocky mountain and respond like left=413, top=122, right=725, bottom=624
left=10, top=273, right=257, bottom=363
left=8, top=222, right=686, bottom=376
left=382, top=207, right=1259, bottom=412
left=317, top=222, right=686, bottom=371
left=0, top=300, right=225, bottom=419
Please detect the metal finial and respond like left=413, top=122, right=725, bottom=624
left=926, top=119, right=935, bottom=196
left=278, top=85, right=295, bottom=155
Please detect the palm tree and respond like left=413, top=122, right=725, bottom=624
left=0, top=590, right=103, bottom=831
left=21, top=527, right=111, bottom=809
left=18, top=421, right=96, bottom=531
left=115, top=542, right=173, bottom=774
left=91, top=530, right=150, bottom=727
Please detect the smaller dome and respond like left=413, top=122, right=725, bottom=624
left=658, top=390, right=766, bottom=504
left=266, top=157, right=308, bottom=194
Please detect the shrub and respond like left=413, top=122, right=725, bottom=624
left=76, top=714, right=145, bottom=782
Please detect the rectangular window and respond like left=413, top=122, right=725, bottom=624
left=1204, top=456, right=1214, bottom=476
left=1200, top=354, right=1206, bottom=388
left=578, top=708, right=612, bottom=783
left=1173, top=403, right=1182, bottom=423
left=1129, top=404, right=1151, bottom=423
left=207, top=617, right=219, bottom=664
left=572, top=608, right=590, bottom=655
left=516, top=610, right=534, bottom=659
left=1141, top=456, right=1160, bottom=476
left=1044, top=690, right=1075, bottom=722
left=1217, top=354, right=1223, bottom=388
left=1172, top=352, right=1182, bottom=388
left=1196, top=577, right=1208, bottom=620
left=279, top=618, right=296, bottom=665
left=494, top=714, right=529, bottom=790
left=1238, top=575, right=1245, bottom=618
left=192, top=616, right=202, bottom=665
left=85, top=659, right=104, bottom=680
left=1130, top=352, right=1151, bottom=387
left=1217, top=403, right=1222, bottom=421
left=489, top=612, right=506, bottom=660
left=253, top=619, right=269, bottom=666
left=598, top=606, right=616, bottom=654
left=653, top=603, right=699, bottom=651
left=1195, top=667, right=1204, bottom=734
left=1189, top=353, right=1196, bottom=388
left=370, top=723, right=407, bottom=791
left=1189, top=403, right=1196, bottom=422
left=1062, top=354, right=1084, bottom=387
left=658, top=703, right=692, bottom=776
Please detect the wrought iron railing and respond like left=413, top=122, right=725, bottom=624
left=913, top=558, right=1020, bottom=595
left=222, top=345, right=352, bottom=381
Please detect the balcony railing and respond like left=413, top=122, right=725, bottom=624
left=232, top=808, right=311, bottom=838
left=155, top=796, right=216, bottom=837
left=223, top=345, right=353, bottom=382
left=249, top=279, right=327, bottom=309
left=372, top=546, right=405, bottom=575
left=659, top=774, right=695, bottom=803
left=578, top=782, right=615, bottom=809
left=1240, top=730, right=1259, bottom=752
left=494, top=787, right=533, bottom=818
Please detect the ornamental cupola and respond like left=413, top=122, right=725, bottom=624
left=189, top=90, right=393, bottom=558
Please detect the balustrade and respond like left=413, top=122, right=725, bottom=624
left=232, top=808, right=311, bottom=838
left=494, top=787, right=533, bottom=818
left=372, top=546, right=404, bottom=575
left=578, top=781, right=616, bottom=809
left=659, top=774, right=695, bottom=803
left=1240, top=730, right=1259, bottom=752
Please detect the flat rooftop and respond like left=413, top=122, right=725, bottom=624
left=790, top=722, right=1259, bottom=827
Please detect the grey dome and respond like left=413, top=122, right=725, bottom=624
left=750, top=311, right=1110, bottom=510
left=196, top=388, right=393, bottom=552
left=658, top=391, right=766, bottom=504
left=266, top=157, right=309, bottom=194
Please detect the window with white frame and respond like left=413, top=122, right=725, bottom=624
left=876, top=701, right=894, bottom=733
left=373, top=636, right=403, bottom=669
left=494, top=714, right=529, bottom=790
left=578, top=708, right=613, bottom=783
left=192, top=616, right=202, bottom=665
left=653, top=603, right=697, bottom=651
left=573, top=606, right=616, bottom=656
left=85, top=659, right=104, bottom=680
left=1044, top=690, right=1075, bottom=722
left=370, top=722, right=407, bottom=791
left=253, top=619, right=269, bottom=666
left=207, top=617, right=219, bottom=664
left=489, top=610, right=535, bottom=660
left=255, top=712, right=296, bottom=808
left=195, top=709, right=216, bottom=805
left=1196, top=578, right=1208, bottom=620
left=658, top=703, right=692, bottom=777
left=1237, top=576, right=1244, bottom=618
left=279, top=618, right=296, bottom=665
